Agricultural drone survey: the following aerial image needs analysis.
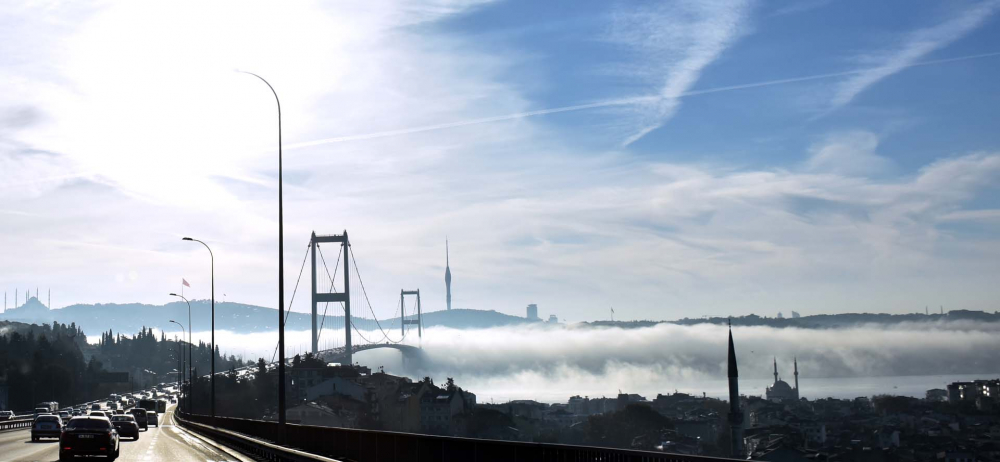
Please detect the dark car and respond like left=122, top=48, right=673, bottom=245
left=31, top=414, right=63, bottom=441
left=129, top=408, right=148, bottom=430
left=146, top=411, right=158, bottom=427
left=59, top=416, right=119, bottom=460
left=109, top=415, right=139, bottom=440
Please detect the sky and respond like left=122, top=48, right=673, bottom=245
left=2, top=0, right=1000, bottom=323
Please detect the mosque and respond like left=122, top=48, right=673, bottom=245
left=765, top=357, right=800, bottom=402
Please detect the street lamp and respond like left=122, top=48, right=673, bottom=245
left=168, top=320, right=186, bottom=410
left=181, top=236, right=214, bottom=420
left=239, top=70, right=287, bottom=430
left=169, top=293, right=193, bottom=415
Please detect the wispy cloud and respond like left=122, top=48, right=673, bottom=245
left=284, top=50, right=1000, bottom=151
left=830, top=0, right=1000, bottom=109
left=605, top=0, right=754, bottom=145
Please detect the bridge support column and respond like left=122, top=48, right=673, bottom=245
left=343, top=231, right=351, bottom=366
left=401, top=289, right=423, bottom=341
left=311, top=232, right=318, bottom=354
left=311, top=231, right=351, bottom=365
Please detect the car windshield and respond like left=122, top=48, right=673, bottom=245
left=111, top=416, right=134, bottom=422
left=36, top=416, right=58, bottom=422
left=67, top=419, right=111, bottom=429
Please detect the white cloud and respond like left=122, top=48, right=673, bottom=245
left=604, top=0, right=754, bottom=145
left=830, top=0, right=1000, bottom=109
left=2, top=1, right=1000, bottom=323
left=804, top=131, right=892, bottom=176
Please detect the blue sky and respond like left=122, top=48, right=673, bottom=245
left=1, top=0, right=999, bottom=323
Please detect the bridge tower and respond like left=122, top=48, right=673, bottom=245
left=311, top=231, right=351, bottom=364
left=400, top=289, right=423, bottom=340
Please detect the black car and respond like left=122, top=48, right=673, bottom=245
left=129, top=408, right=148, bottom=430
left=31, top=414, right=63, bottom=441
left=110, top=415, right=139, bottom=440
left=59, top=416, right=119, bottom=461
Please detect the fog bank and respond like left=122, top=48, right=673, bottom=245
left=142, top=322, right=999, bottom=402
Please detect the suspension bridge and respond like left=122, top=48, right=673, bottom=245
left=269, top=230, right=426, bottom=368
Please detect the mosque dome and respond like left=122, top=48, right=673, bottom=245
left=766, top=378, right=797, bottom=401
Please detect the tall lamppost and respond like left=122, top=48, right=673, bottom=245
left=169, top=320, right=185, bottom=399
left=169, top=293, right=193, bottom=414
left=182, top=237, right=214, bottom=420
left=239, top=70, right=287, bottom=430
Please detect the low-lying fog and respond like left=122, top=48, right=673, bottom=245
left=135, top=321, right=999, bottom=403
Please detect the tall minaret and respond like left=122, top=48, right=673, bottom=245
left=728, top=320, right=744, bottom=457
left=794, top=356, right=800, bottom=400
left=773, top=356, right=779, bottom=383
left=445, top=238, right=452, bottom=311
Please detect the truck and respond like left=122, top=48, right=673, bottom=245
left=138, top=399, right=157, bottom=413
left=34, top=402, right=58, bottom=413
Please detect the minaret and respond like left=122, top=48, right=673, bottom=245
left=773, top=356, right=779, bottom=383
left=728, top=320, right=744, bottom=457
left=794, top=356, right=800, bottom=400
left=445, top=238, right=452, bottom=311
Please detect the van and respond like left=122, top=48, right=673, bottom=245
left=129, top=408, right=148, bottom=430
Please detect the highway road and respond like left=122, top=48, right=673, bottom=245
left=0, top=406, right=251, bottom=462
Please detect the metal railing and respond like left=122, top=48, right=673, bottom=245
left=0, top=416, right=34, bottom=432
left=176, top=412, right=740, bottom=462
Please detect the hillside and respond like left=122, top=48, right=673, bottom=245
left=0, top=298, right=533, bottom=335
left=584, top=310, right=1000, bottom=329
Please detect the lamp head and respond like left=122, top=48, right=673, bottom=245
left=169, top=293, right=178, bottom=297
left=182, top=237, right=193, bottom=241
left=170, top=320, right=176, bottom=323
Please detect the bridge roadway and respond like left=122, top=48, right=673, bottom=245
left=0, top=405, right=253, bottom=462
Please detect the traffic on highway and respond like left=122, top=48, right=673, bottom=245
left=1, top=386, right=245, bottom=462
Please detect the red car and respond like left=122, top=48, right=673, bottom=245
left=59, top=416, right=120, bottom=460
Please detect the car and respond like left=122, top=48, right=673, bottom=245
left=59, top=416, right=120, bottom=461
left=146, top=411, right=158, bottom=427
left=58, top=411, right=71, bottom=423
left=31, top=414, right=63, bottom=441
left=0, top=410, right=14, bottom=420
left=33, top=407, right=51, bottom=418
left=109, top=415, right=139, bottom=440
left=112, top=409, right=124, bottom=415
left=90, top=403, right=102, bottom=411
left=129, top=408, right=148, bottom=430
left=89, top=411, right=108, bottom=418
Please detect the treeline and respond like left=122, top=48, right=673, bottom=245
left=185, top=352, right=328, bottom=418
left=95, top=327, right=247, bottom=383
left=0, top=324, right=106, bottom=411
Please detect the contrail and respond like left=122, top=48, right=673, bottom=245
left=285, top=50, right=1000, bottom=150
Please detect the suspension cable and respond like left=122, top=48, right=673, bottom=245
left=270, top=240, right=311, bottom=363
left=348, top=246, right=397, bottom=342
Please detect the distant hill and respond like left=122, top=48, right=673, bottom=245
left=0, top=298, right=535, bottom=336
left=6, top=296, right=994, bottom=336
left=583, top=310, right=1000, bottom=329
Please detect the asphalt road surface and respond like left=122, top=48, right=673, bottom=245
left=0, top=406, right=251, bottom=462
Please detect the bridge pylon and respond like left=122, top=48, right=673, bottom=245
left=311, top=230, right=351, bottom=365
left=400, top=289, right=423, bottom=340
